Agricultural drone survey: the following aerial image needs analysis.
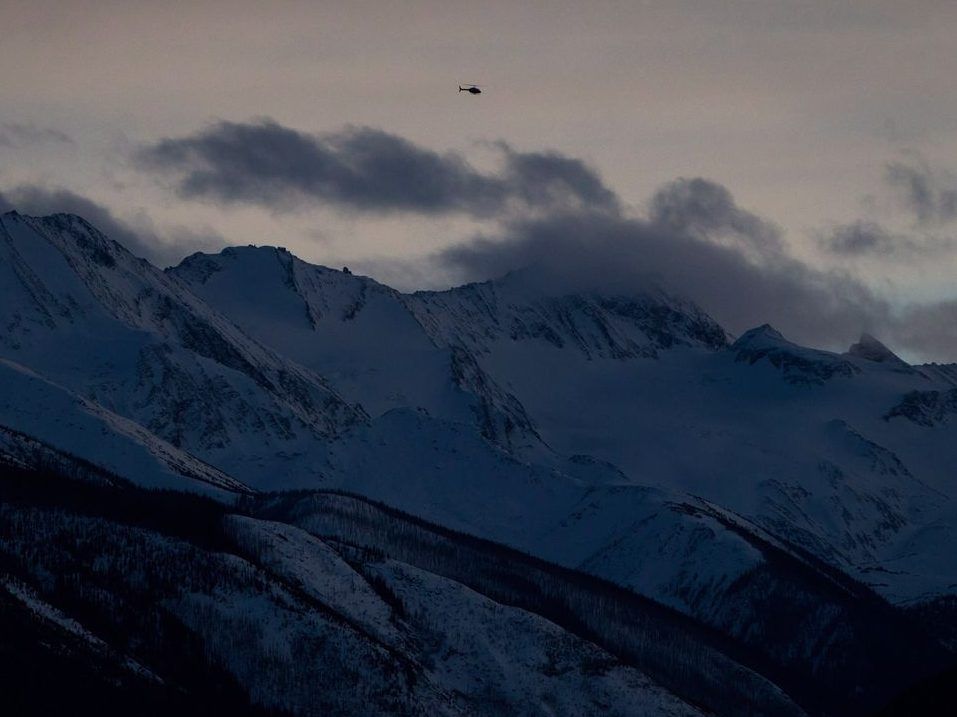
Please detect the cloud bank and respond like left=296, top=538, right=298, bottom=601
left=137, top=120, right=619, bottom=216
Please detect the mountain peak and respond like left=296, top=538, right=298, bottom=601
left=845, top=333, right=908, bottom=367
left=222, top=244, right=291, bottom=258
left=731, top=324, right=859, bottom=384
left=731, top=324, right=786, bottom=349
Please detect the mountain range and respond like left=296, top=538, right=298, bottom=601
left=2, top=209, right=956, bottom=715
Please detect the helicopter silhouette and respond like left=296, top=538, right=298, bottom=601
left=458, top=84, right=482, bottom=94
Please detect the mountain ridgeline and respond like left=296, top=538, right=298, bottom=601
left=2, top=209, right=957, bottom=715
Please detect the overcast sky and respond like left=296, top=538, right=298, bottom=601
left=3, top=1, right=957, bottom=358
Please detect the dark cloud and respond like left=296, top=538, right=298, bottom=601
left=817, top=220, right=955, bottom=259
left=818, top=221, right=899, bottom=255
left=0, top=185, right=222, bottom=268
left=136, top=119, right=618, bottom=216
left=649, top=177, right=783, bottom=258
left=885, top=157, right=957, bottom=226
left=495, top=142, right=620, bottom=214
left=0, top=122, right=73, bottom=148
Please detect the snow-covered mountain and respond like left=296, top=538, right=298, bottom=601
left=3, top=209, right=957, bottom=714
left=0, top=212, right=363, bottom=485
left=173, top=242, right=957, bottom=603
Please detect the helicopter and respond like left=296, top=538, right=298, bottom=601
left=458, top=84, right=482, bottom=94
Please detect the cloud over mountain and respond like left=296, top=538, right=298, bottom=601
left=440, top=207, right=887, bottom=350
left=0, top=185, right=222, bottom=267
left=649, top=177, right=784, bottom=258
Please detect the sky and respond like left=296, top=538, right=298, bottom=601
left=2, top=0, right=957, bottom=359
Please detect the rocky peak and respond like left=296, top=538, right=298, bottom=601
left=731, top=323, right=786, bottom=349
left=845, top=333, right=910, bottom=368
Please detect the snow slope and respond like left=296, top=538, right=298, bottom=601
left=172, top=247, right=542, bottom=452
left=0, top=358, right=245, bottom=494
left=0, top=212, right=362, bottom=484
left=225, top=514, right=710, bottom=717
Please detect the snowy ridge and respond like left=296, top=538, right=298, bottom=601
left=172, top=246, right=543, bottom=452
left=0, top=212, right=363, bottom=484
left=732, top=324, right=859, bottom=384
left=406, top=268, right=729, bottom=359
left=2, top=577, right=164, bottom=684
